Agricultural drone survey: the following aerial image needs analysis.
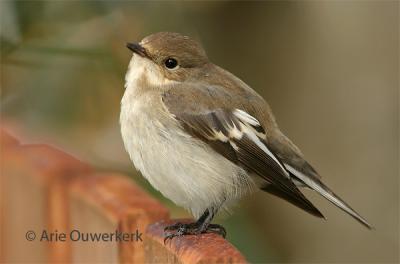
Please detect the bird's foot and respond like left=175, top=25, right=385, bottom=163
left=164, top=222, right=226, bottom=243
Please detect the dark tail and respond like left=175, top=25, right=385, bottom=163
left=293, top=172, right=373, bottom=229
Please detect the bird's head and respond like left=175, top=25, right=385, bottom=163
left=126, top=32, right=209, bottom=86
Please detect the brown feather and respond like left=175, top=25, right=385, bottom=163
left=162, top=91, right=324, bottom=218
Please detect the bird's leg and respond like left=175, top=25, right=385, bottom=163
left=164, top=210, right=209, bottom=232
left=164, top=208, right=226, bottom=243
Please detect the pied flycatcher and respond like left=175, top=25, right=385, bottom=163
left=120, top=32, right=372, bottom=240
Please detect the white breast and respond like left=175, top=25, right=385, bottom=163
left=120, top=56, right=255, bottom=218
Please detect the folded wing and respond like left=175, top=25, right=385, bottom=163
left=163, top=87, right=324, bottom=218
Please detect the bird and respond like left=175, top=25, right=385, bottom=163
left=120, top=32, right=372, bottom=241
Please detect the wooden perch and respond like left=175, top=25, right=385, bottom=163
left=0, top=125, right=246, bottom=263
left=146, top=220, right=246, bottom=263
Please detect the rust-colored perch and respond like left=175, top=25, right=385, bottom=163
left=146, top=220, right=246, bottom=263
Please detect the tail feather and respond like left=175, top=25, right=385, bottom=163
left=261, top=184, right=325, bottom=219
left=286, top=165, right=373, bottom=229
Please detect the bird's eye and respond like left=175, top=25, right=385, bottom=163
left=164, top=58, right=178, bottom=69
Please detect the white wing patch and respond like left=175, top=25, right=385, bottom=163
left=233, top=109, right=261, bottom=126
left=233, top=109, right=290, bottom=178
left=212, top=130, right=229, bottom=142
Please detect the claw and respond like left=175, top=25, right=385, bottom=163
left=164, top=232, right=176, bottom=244
left=207, top=224, right=226, bottom=238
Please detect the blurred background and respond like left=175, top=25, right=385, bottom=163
left=1, top=1, right=398, bottom=263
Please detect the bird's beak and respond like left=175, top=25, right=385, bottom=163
left=126, top=42, right=149, bottom=58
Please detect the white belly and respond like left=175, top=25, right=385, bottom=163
left=120, top=91, right=253, bottom=218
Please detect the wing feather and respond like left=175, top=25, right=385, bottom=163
left=162, top=90, right=324, bottom=218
